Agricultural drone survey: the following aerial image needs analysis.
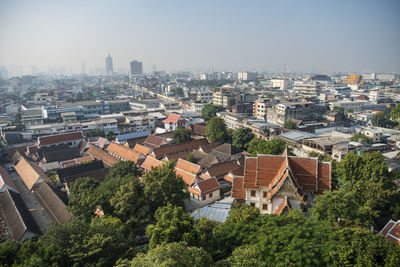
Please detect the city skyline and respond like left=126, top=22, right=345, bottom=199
left=1, top=0, right=400, bottom=75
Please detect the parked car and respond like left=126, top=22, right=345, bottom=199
left=8, top=165, right=15, bottom=172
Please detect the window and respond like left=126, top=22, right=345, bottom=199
left=250, top=202, right=255, bottom=207
left=209, top=193, right=213, bottom=198
left=263, top=191, right=267, bottom=198
left=250, top=190, right=256, bottom=197
left=262, top=204, right=268, bottom=210
left=202, top=195, right=206, bottom=201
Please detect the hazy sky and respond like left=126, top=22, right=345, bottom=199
left=1, top=0, right=399, bottom=74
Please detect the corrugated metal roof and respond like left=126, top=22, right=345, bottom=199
left=280, top=131, right=319, bottom=141
left=191, top=202, right=233, bottom=223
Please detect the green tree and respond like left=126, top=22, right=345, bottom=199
left=14, top=112, right=21, bottom=124
left=201, top=104, right=225, bottom=122
left=68, top=177, right=99, bottom=221
left=389, top=102, right=400, bottom=123
left=173, top=126, right=192, bottom=144
left=283, top=119, right=299, bottom=129
left=87, top=129, right=105, bottom=138
left=131, top=242, right=213, bottom=267
left=193, top=217, right=218, bottom=250
left=41, top=216, right=135, bottom=266
left=107, top=161, right=143, bottom=180
left=0, top=241, right=18, bottom=266
left=350, top=133, right=370, bottom=143
left=187, top=152, right=195, bottom=163
left=146, top=204, right=196, bottom=249
left=232, top=127, right=254, bottom=150
left=311, top=182, right=366, bottom=225
left=106, top=131, right=116, bottom=141
left=110, top=179, right=152, bottom=226
left=142, top=161, right=189, bottom=210
left=94, top=174, right=137, bottom=215
left=206, top=116, right=228, bottom=143
left=247, top=138, right=286, bottom=156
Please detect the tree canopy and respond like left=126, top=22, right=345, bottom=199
left=201, top=104, right=225, bottom=122
left=173, top=126, right=192, bottom=144
left=247, top=137, right=286, bottom=156
left=350, top=133, right=370, bottom=143
left=283, top=119, right=299, bottom=129
left=232, top=127, right=254, bottom=150
left=142, top=161, right=189, bottom=210
left=206, top=116, right=228, bottom=143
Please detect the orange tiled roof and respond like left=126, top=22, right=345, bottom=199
left=141, top=156, right=163, bottom=171
left=133, top=143, right=151, bottom=156
left=38, top=131, right=84, bottom=146
left=232, top=153, right=331, bottom=200
left=175, top=167, right=196, bottom=185
left=144, top=135, right=168, bottom=148
left=86, top=145, right=119, bottom=167
left=15, top=157, right=52, bottom=190
left=162, top=113, right=187, bottom=124
left=106, top=142, right=143, bottom=163
left=176, top=158, right=202, bottom=174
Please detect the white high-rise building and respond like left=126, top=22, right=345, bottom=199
left=238, top=72, right=258, bottom=81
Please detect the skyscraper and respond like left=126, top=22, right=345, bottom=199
left=129, top=60, right=143, bottom=80
left=105, top=54, right=113, bottom=76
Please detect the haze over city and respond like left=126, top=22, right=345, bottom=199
left=1, top=0, right=400, bottom=75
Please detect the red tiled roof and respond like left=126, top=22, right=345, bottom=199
left=200, top=160, right=240, bottom=180
left=151, top=138, right=208, bottom=159
left=162, top=113, right=187, bottom=124
left=106, top=142, right=143, bottom=163
left=232, top=177, right=246, bottom=199
left=189, top=177, right=221, bottom=196
left=188, top=124, right=206, bottom=136
left=144, top=135, right=168, bottom=148
left=380, top=220, right=400, bottom=245
left=133, top=144, right=151, bottom=156
left=232, top=153, right=331, bottom=201
left=38, top=131, right=84, bottom=146
left=176, top=158, right=202, bottom=174
left=86, top=145, right=119, bottom=167
left=141, top=156, right=163, bottom=171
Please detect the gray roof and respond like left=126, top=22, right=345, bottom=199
left=33, top=182, right=72, bottom=224
left=191, top=201, right=233, bottom=223
left=0, top=189, right=41, bottom=241
left=304, top=137, right=349, bottom=147
left=116, top=131, right=150, bottom=141
left=280, top=130, right=319, bottom=141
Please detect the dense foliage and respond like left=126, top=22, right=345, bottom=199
left=206, top=116, right=228, bottom=143
left=350, top=133, right=370, bottom=143
left=201, top=104, right=225, bottom=122
left=232, top=127, right=254, bottom=150
left=283, top=119, right=299, bottom=129
left=247, top=137, right=286, bottom=156
left=173, top=126, right=192, bottom=144
left=312, top=151, right=400, bottom=226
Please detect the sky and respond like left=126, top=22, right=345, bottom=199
left=0, top=0, right=399, bottom=75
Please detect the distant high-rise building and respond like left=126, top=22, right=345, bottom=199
left=0, top=66, right=8, bottom=79
left=130, top=60, right=143, bottom=79
left=105, top=54, right=113, bottom=76
left=31, top=65, right=38, bottom=75
left=81, top=62, right=86, bottom=74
